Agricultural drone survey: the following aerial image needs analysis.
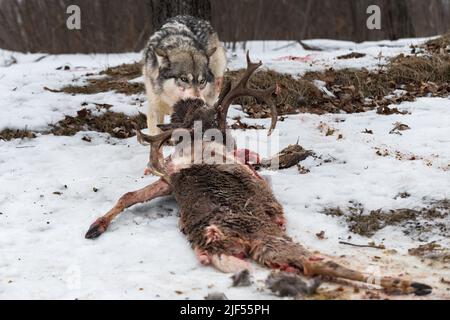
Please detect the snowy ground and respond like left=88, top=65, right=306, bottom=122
left=0, top=38, right=449, bottom=300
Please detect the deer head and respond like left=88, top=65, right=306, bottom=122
left=134, top=52, right=278, bottom=182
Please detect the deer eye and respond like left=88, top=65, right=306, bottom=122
left=180, top=76, right=188, bottom=83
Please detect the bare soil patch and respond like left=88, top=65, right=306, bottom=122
left=227, top=53, right=450, bottom=117
left=45, top=62, right=144, bottom=96
left=337, top=52, right=366, bottom=60
left=408, top=242, right=450, bottom=263
left=420, top=33, right=450, bottom=54
left=322, top=200, right=449, bottom=239
left=50, top=108, right=147, bottom=139
left=0, top=128, right=36, bottom=141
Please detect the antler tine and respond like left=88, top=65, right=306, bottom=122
left=132, top=122, right=173, bottom=183
left=217, top=51, right=278, bottom=135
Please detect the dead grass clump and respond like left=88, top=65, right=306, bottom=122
left=337, top=52, right=366, bottom=60
left=422, top=32, right=450, bottom=54
left=305, top=68, right=391, bottom=99
left=0, top=128, right=36, bottom=141
left=50, top=109, right=147, bottom=139
left=408, top=242, right=450, bottom=263
left=99, top=62, right=142, bottom=79
left=47, top=62, right=144, bottom=96
left=387, top=54, right=450, bottom=84
left=323, top=200, right=449, bottom=238
left=55, top=79, right=144, bottom=95
left=225, top=69, right=323, bottom=117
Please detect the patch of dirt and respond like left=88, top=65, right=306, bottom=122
left=50, top=79, right=144, bottom=96
left=322, top=200, right=449, bottom=238
left=337, top=52, right=366, bottom=60
left=99, top=62, right=142, bottom=79
left=230, top=117, right=265, bottom=130
left=0, top=128, right=36, bottom=141
left=50, top=108, right=147, bottom=139
left=408, top=242, right=450, bottom=263
left=226, top=53, right=450, bottom=118
left=225, top=69, right=323, bottom=117
left=421, top=33, right=450, bottom=54
left=45, top=62, right=144, bottom=96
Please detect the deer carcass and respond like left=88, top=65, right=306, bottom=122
left=85, top=53, right=432, bottom=296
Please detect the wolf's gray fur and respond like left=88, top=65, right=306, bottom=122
left=143, top=15, right=227, bottom=135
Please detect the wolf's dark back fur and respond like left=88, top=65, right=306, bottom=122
left=144, top=15, right=215, bottom=68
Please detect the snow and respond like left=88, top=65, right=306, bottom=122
left=0, top=39, right=449, bottom=300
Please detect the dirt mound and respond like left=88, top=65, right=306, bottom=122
left=388, top=54, right=450, bottom=84
left=100, top=62, right=142, bottom=79
left=225, top=69, right=323, bottom=116
left=422, top=33, right=450, bottom=54
left=50, top=108, right=147, bottom=139
left=409, top=242, right=450, bottom=263
left=323, top=200, right=449, bottom=238
left=46, top=62, right=144, bottom=96
left=51, top=79, right=144, bottom=95
left=225, top=53, right=450, bottom=118
left=337, top=52, right=366, bottom=60
left=0, top=128, right=36, bottom=141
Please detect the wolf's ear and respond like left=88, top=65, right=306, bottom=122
left=154, top=48, right=169, bottom=66
left=206, top=47, right=217, bottom=58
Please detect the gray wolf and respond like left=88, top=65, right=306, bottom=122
left=142, top=15, right=227, bottom=135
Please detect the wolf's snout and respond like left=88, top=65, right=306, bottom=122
left=181, top=88, right=206, bottom=102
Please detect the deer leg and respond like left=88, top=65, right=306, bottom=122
left=250, top=236, right=432, bottom=296
left=85, top=179, right=173, bottom=239
left=302, top=258, right=432, bottom=296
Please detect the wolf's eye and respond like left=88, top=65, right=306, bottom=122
left=180, top=76, right=188, bottom=83
left=199, top=79, right=206, bottom=85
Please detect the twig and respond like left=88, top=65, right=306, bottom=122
left=339, top=241, right=385, bottom=250
left=34, top=55, right=49, bottom=63
left=43, top=86, right=62, bottom=93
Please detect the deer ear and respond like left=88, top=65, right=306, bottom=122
left=206, top=47, right=217, bottom=58
left=154, top=48, right=169, bottom=66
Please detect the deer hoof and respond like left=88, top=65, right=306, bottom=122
left=85, top=218, right=109, bottom=239
left=411, top=282, right=432, bottom=296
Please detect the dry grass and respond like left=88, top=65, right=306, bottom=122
left=50, top=109, right=147, bottom=139
left=47, top=62, right=144, bottom=96
left=423, top=32, right=450, bottom=54
left=225, top=69, right=323, bottom=116
left=323, top=200, right=449, bottom=238
left=0, top=128, right=36, bottom=141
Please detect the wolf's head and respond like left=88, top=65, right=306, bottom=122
left=155, top=47, right=217, bottom=106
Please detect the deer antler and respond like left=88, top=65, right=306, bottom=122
left=133, top=52, right=278, bottom=180
left=132, top=122, right=174, bottom=183
left=215, top=51, right=278, bottom=135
